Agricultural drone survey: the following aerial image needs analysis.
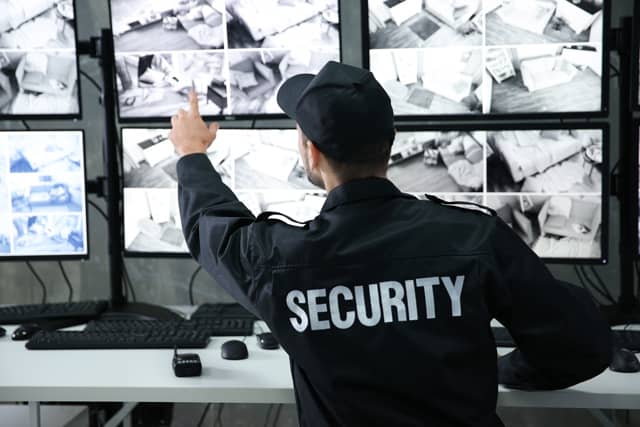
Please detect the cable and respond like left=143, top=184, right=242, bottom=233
left=87, top=199, right=108, bottom=221
left=574, top=265, right=597, bottom=303
left=588, top=266, right=615, bottom=302
left=26, top=262, right=47, bottom=304
left=196, top=404, right=211, bottom=427
left=122, top=260, right=137, bottom=303
left=271, top=404, right=283, bottom=427
left=214, top=403, right=224, bottom=427
left=263, top=405, right=274, bottom=427
left=188, top=265, right=203, bottom=306
left=80, top=70, right=102, bottom=92
left=578, top=266, right=615, bottom=304
left=58, top=261, right=74, bottom=303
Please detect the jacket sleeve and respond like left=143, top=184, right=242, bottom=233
left=488, top=218, right=612, bottom=390
left=176, top=153, right=261, bottom=316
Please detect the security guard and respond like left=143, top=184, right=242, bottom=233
left=170, top=62, right=612, bottom=427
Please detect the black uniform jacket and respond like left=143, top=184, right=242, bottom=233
left=177, top=153, right=611, bottom=427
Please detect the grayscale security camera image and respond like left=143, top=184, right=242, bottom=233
left=367, top=0, right=604, bottom=116
left=110, top=0, right=341, bottom=118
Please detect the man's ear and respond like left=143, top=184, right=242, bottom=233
left=308, top=142, right=322, bottom=170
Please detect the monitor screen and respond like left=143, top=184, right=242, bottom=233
left=122, top=128, right=326, bottom=254
left=123, top=126, right=606, bottom=262
left=365, top=0, right=606, bottom=118
left=391, top=127, right=606, bottom=262
left=0, top=0, right=81, bottom=118
left=110, top=0, right=341, bottom=121
left=0, top=131, right=88, bottom=258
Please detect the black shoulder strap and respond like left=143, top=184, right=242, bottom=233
left=424, top=194, right=496, bottom=217
left=256, top=211, right=311, bottom=226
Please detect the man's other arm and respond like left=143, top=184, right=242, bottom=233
left=488, top=219, right=612, bottom=390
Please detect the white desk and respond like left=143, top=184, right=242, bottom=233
left=0, top=324, right=637, bottom=427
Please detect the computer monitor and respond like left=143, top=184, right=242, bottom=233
left=122, top=127, right=326, bottom=255
left=633, top=0, right=640, bottom=110
left=0, top=130, right=88, bottom=259
left=109, top=0, right=341, bottom=121
left=0, top=0, right=81, bottom=119
left=364, top=0, right=608, bottom=119
left=392, top=125, right=608, bottom=263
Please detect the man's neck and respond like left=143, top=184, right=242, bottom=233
left=324, top=173, right=387, bottom=193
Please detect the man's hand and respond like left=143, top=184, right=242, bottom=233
left=170, top=91, right=220, bottom=157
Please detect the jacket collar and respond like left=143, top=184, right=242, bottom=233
left=321, top=177, right=410, bottom=213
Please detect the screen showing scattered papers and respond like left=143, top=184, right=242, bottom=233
left=123, top=126, right=605, bottom=261
left=0, top=131, right=88, bottom=258
left=122, top=128, right=326, bottom=254
left=0, top=0, right=81, bottom=118
left=366, top=0, right=606, bottom=117
left=110, top=0, right=341, bottom=120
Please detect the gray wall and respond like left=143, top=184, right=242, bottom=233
left=0, top=1, right=637, bottom=426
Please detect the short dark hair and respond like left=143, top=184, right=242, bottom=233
left=322, top=137, right=393, bottom=181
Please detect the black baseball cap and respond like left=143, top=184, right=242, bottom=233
left=277, top=61, right=395, bottom=163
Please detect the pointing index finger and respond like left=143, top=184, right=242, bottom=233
left=189, top=89, right=200, bottom=116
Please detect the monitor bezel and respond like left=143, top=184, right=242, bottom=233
left=0, top=0, right=83, bottom=121
left=394, top=122, right=610, bottom=265
left=633, top=119, right=639, bottom=259
left=120, top=125, right=302, bottom=258
left=0, top=129, right=90, bottom=261
left=361, top=0, right=611, bottom=121
left=632, top=0, right=640, bottom=111
left=107, top=0, right=344, bottom=123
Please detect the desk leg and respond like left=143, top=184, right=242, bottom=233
left=29, top=402, right=41, bottom=427
left=104, top=402, right=138, bottom=427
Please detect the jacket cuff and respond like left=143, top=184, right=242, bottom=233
left=176, top=153, right=216, bottom=182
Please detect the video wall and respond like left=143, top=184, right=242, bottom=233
left=110, top=0, right=341, bottom=120
left=0, top=131, right=87, bottom=257
left=122, top=126, right=605, bottom=261
left=0, top=0, right=80, bottom=117
left=366, top=0, right=605, bottom=117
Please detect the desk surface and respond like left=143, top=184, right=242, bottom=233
left=0, top=324, right=638, bottom=409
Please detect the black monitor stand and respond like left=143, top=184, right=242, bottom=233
left=83, top=29, right=183, bottom=321
left=602, top=17, right=640, bottom=325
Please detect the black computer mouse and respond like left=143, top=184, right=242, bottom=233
left=0, top=326, right=5, bottom=338
left=221, top=340, right=248, bottom=360
left=610, top=348, right=640, bottom=373
left=12, top=324, right=42, bottom=341
left=257, top=332, right=279, bottom=350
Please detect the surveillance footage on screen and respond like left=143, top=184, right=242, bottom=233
left=387, top=128, right=604, bottom=260
left=0, top=131, right=87, bottom=257
left=111, top=0, right=341, bottom=118
left=122, top=128, right=326, bottom=254
left=367, top=0, right=604, bottom=116
left=0, top=0, right=80, bottom=117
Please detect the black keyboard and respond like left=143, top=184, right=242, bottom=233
left=492, top=327, right=515, bottom=347
left=26, top=330, right=209, bottom=350
left=85, top=318, right=254, bottom=337
left=191, top=318, right=255, bottom=336
left=0, top=301, right=108, bottom=325
left=614, top=330, right=640, bottom=352
left=191, top=303, right=257, bottom=320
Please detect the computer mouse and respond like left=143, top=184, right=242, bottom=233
left=0, top=326, right=5, bottom=338
left=11, top=324, right=42, bottom=341
left=610, top=348, right=640, bottom=373
left=221, top=340, right=248, bottom=360
left=257, top=332, right=279, bottom=350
